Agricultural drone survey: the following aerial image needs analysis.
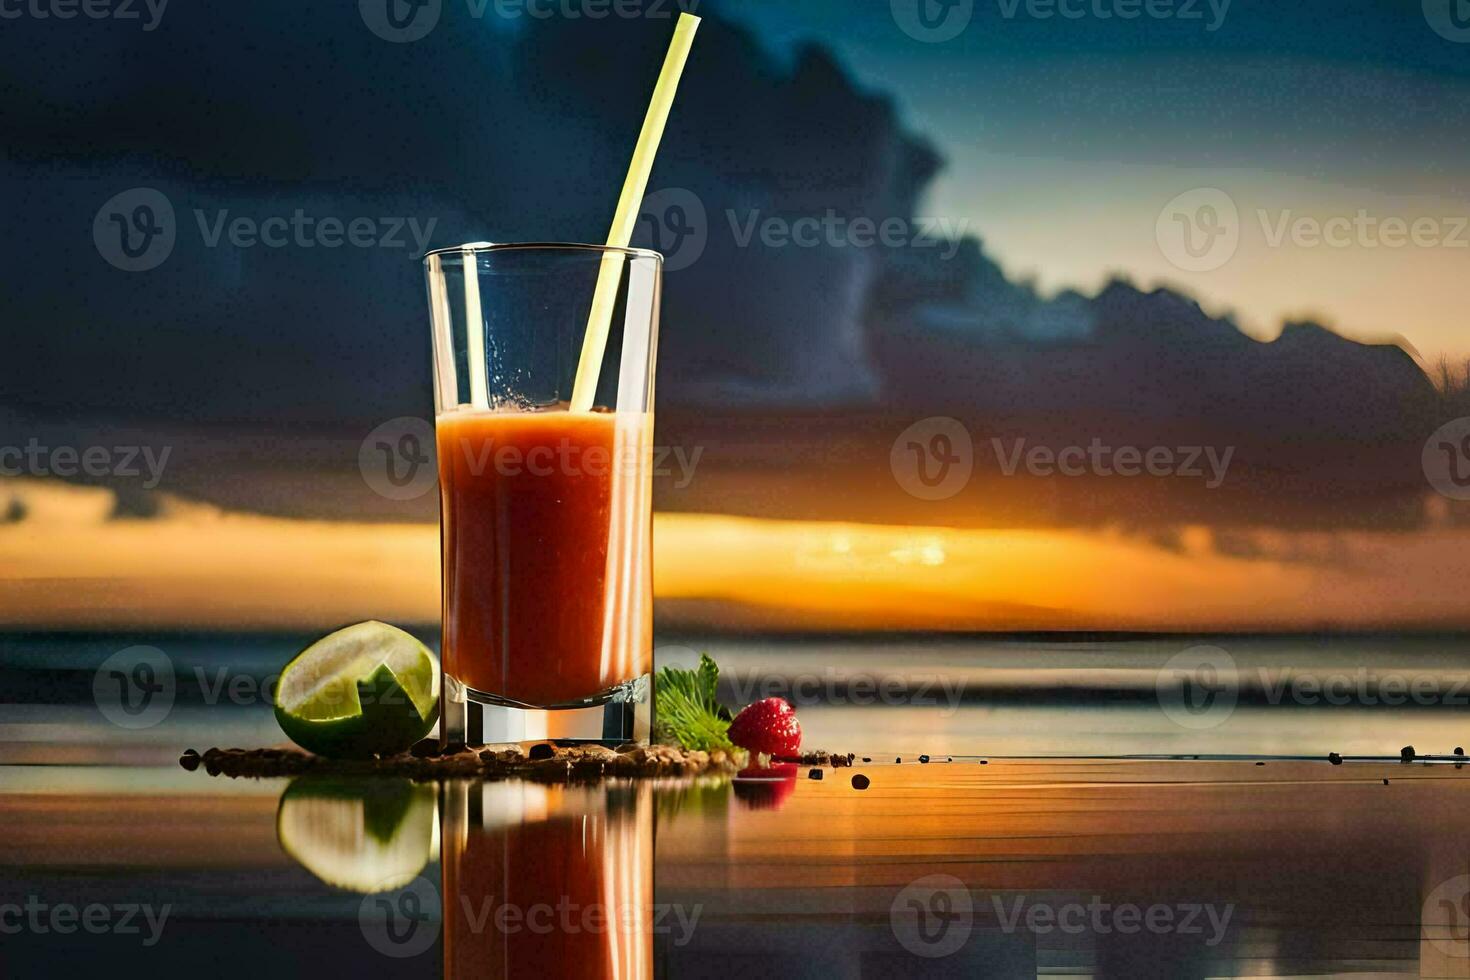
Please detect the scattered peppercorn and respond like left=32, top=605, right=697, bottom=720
left=851, top=774, right=870, bottom=790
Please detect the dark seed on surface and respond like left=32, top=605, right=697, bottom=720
left=528, top=743, right=555, bottom=761
left=1255, top=762, right=1265, bottom=766
left=918, top=755, right=930, bottom=764
left=1456, top=747, right=1465, bottom=756
left=1383, top=778, right=1390, bottom=785
left=1401, top=745, right=1416, bottom=762
left=851, top=774, right=870, bottom=790
left=179, top=752, right=200, bottom=772
left=808, top=768, right=823, bottom=780
left=1328, top=752, right=1343, bottom=765
left=895, top=757, right=902, bottom=763
left=979, top=760, right=988, bottom=765
left=862, top=757, right=871, bottom=763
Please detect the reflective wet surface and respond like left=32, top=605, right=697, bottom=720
left=7, top=634, right=1470, bottom=977
left=6, top=753, right=1470, bottom=977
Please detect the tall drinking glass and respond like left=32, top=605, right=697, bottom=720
left=423, top=243, right=660, bottom=746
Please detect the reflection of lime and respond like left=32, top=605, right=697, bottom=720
left=273, top=621, right=439, bottom=758
left=276, top=777, right=437, bottom=893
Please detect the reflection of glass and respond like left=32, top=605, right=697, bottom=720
left=423, top=244, right=660, bottom=746
left=275, top=777, right=438, bottom=892
left=440, top=780, right=652, bottom=979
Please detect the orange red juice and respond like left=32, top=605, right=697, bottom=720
left=435, top=408, right=652, bottom=707
left=442, top=784, right=652, bottom=979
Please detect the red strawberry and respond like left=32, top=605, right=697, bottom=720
left=728, top=697, right=802, bottom=757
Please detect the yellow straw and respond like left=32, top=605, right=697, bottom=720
left=569, top=12, right=700, bottom=413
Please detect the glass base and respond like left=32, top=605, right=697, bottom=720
left=440, top=673, right=650, bottom=749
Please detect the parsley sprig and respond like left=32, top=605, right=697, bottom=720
left=653, top=654, right=735, bottom=752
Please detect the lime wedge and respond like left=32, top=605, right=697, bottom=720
left=276, top=777, right=437, bottom=892
left=274, top=621, right=439, bottom=758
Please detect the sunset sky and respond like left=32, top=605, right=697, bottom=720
left=730, top=1, right=1470, bottom=363
left=4, top=479, right=1468, bottom=632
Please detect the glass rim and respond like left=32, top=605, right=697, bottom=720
left=422, top=240, right=664, bottom=264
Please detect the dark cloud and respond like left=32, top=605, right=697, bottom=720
left=0, top=0, right=1446, bottom=465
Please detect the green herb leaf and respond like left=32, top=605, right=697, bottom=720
left=653, top=654, right=734, bottom=752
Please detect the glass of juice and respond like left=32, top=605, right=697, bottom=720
left=441, top=780, right=652, bottom=979
left=423, top=243, right=660, bottom=746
